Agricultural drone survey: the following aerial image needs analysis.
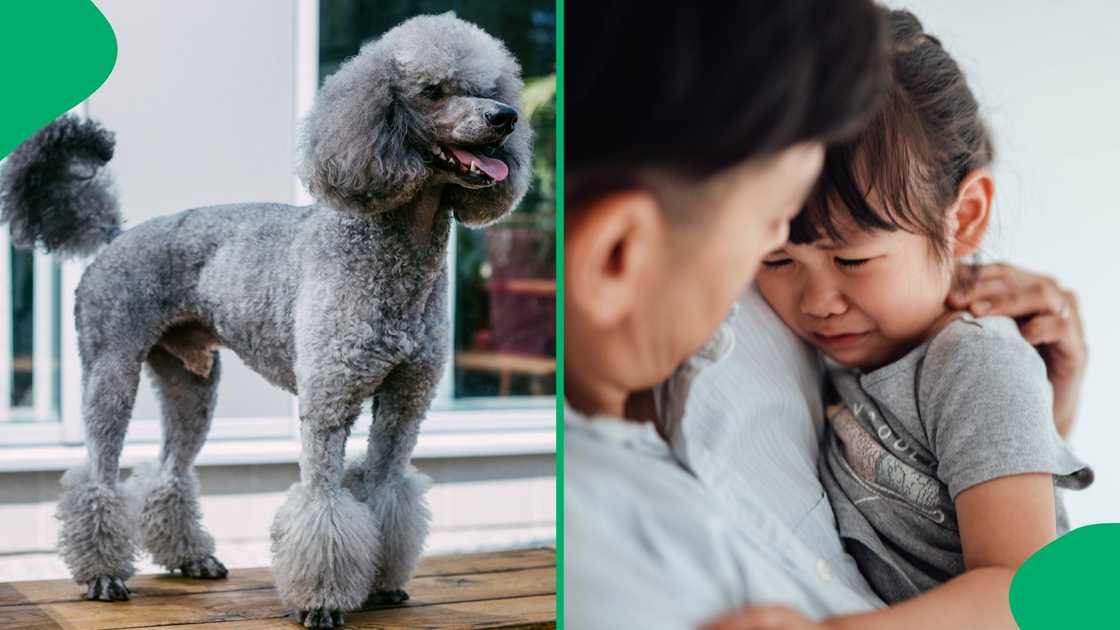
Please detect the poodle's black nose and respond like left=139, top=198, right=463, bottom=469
left=486, top=106, right=518, bottom=133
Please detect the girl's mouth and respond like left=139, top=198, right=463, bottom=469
left=812, top=331, right=871, bottom=349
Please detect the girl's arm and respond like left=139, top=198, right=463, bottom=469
left=701, top=473, right=1056, bottom=630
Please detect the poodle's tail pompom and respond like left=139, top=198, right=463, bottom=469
left=0, top=114, right=122, bottom=258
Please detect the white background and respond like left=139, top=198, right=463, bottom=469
left=887, top=0, right=1119, bottom=526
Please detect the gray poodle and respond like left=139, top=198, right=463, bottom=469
left=0, top=14, right=530, bottom=629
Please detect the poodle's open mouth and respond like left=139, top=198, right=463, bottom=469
left=430, top=143, right=508, bottom=187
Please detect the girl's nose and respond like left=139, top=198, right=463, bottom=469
left=800, top=277, right=848, bottom=319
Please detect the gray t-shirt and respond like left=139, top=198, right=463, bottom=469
left=820, top=314, right=1093, bottom=603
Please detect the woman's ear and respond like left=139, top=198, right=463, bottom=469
left=565, top=192, right=663, bottom=330
left=949, top=169, right=994, bottom=258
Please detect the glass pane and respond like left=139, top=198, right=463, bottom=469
left=318, top=1, right=556, bottom=401
left=53, top=259, right=62, bottom=416
left=10, top=246, right=33, bottom=409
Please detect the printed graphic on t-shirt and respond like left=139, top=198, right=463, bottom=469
left=827, top=403, right=950, bottom=524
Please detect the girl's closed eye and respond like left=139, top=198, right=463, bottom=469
left=762, top=255, right=793, bottom=270
left=835, top=256, right=874, bottom=269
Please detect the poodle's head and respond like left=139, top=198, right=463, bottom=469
left=298, top=13, right=532, bottom=227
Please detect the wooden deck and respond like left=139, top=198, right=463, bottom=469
left=0, top=548, right=555, bottom=629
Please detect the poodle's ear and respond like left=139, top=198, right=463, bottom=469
left=297, top=43, right=428, bottom=214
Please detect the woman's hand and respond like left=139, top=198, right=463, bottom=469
left=700, top=605, right=831, bottom=630
left=949, top=262, right=1087, bottom=438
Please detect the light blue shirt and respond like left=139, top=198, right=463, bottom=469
left=564, top=288, right=883, bottom=628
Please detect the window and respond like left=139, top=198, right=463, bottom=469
left=0, top=236, right=62, bottom=425
left=318, top=0, right=557, bottom=402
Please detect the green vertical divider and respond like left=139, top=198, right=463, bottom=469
left=554, top=0, right=565, bottom=626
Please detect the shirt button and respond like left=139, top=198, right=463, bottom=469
left=816, top=558, right=833, bottom=582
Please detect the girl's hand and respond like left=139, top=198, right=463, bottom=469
left=948, top=262, right=1087, bottom=438
left=700, top=604, right=831, bottom=630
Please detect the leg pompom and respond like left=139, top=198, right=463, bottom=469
left=270, top=483, right=380, bottom=612
left=375, top=467, right=431, bottom=591
left=123, top=460, right=220, bottom=573
left=344, top=460, right=432, bottom=593
left=57, top=464, right=138, bottom=585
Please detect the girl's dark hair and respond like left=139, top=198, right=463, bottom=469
left=790, top=9, right=994, bottom=262
left=566, top=1, right=889, bottom=209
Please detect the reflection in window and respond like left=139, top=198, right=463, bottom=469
left=11, top=247, right=33, bottom=408
left=319, top=0, right=556, bottom=400
left=4, top=242, right=61, bottom=422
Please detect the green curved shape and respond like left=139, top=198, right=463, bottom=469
left=1010, top=523, right=1120, bottom=628
left=0, top=0, right=117, bottom=159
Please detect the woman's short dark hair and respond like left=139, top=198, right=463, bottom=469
left=790, top=9, right=994, bottom=262
left=567, top=0, right=889, bottom=209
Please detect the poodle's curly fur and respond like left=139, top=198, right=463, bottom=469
left=0, top=13, right=530, bottom=628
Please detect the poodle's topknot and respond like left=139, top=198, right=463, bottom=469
left=0, top=114, right=123, bottom=258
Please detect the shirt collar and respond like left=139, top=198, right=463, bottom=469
left=653, top=306, right=738, bottom=447
left=563, top=304, right=741, bottom=463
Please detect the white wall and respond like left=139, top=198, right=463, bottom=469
left=885, top=0, right=1120, bottom=525
left=89, top=0, right=299, bottom=420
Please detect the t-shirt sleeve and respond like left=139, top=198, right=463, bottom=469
left=917, top=317, right=1091, bottom=500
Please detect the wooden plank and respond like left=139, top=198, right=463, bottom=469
left=129, top=595, right=557, bottom=630
left=411, top=548, right=554, bottom=577
left=0, top=572, right=275, bottom=608
left=0, top=604, right=62, bottom=630
left=0, top=566, right=554, bottom=630
left=0, top=549, right=555, bottom=607
left=0, top=585, right=28, bottom=608
left=346, top=595, right=556, bottom=630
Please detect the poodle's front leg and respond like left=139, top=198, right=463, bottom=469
left=272, top=372, right=385, bottom=629
left=343, top=361, right=441, bottom=603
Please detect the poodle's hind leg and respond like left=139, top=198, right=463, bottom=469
left=57, top=356, right=143, bottom=601
left=344, top=363, right=437, bottom=603
left=123, top=346, right=226, bottom=579
left=272, top=377, right=383, bottom=629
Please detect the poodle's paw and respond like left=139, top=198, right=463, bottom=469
left=295, top=608, right=344, bottom=629
left=85, top=575, right=130, bottom=602
left=367, top=588, right=409, bottom=605
left=174, top=555, right=228, bottom=579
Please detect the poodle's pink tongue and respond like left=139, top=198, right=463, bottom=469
left=449, top=147, right=509, bottom=182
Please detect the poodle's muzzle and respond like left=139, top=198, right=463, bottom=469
left=429, top=97, right=519, bottom=189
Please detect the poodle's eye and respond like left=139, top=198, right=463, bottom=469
left=421, top=84, right=444, bottom=99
